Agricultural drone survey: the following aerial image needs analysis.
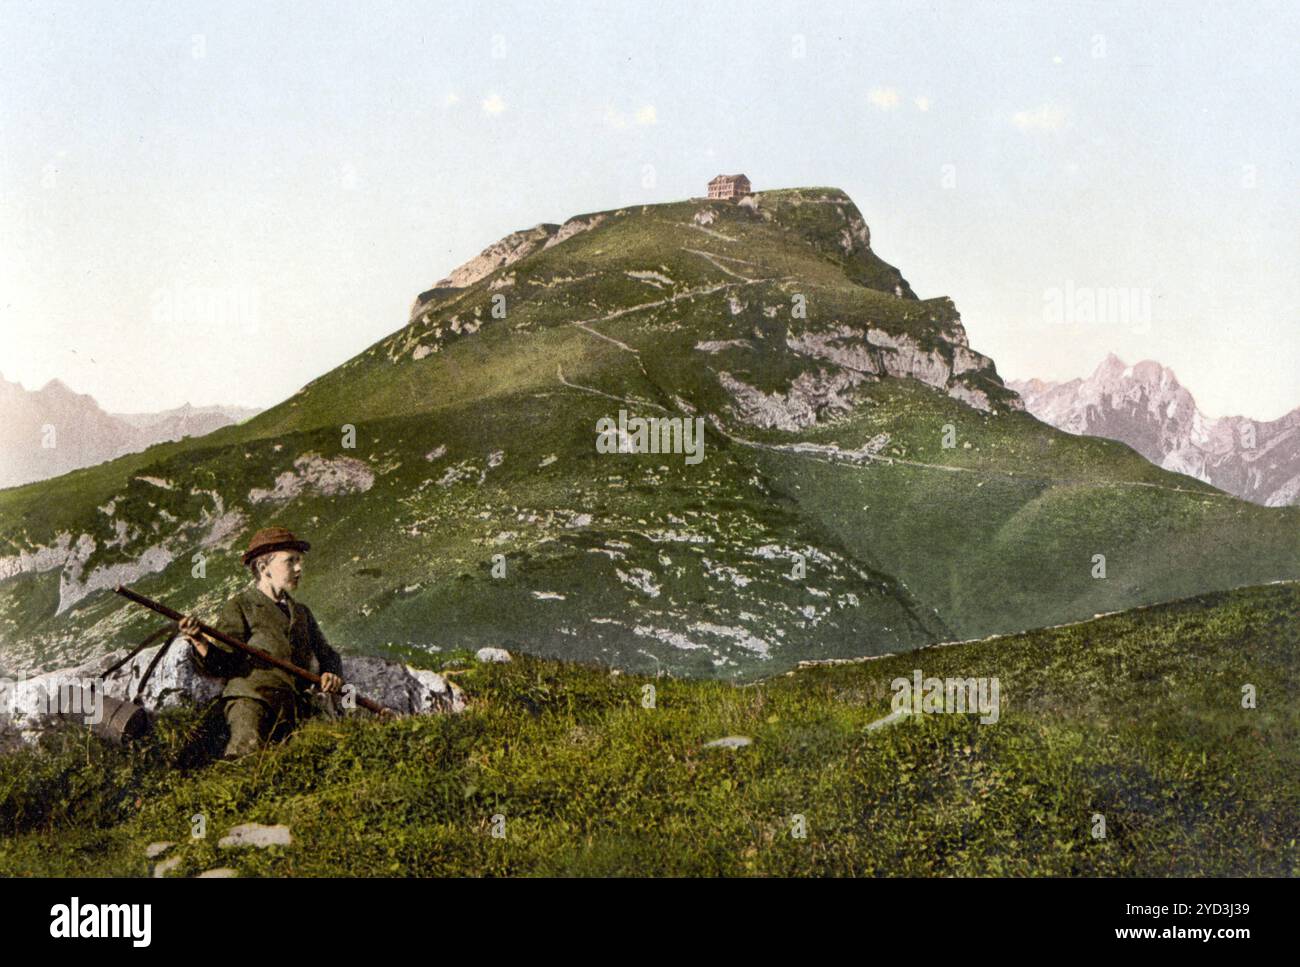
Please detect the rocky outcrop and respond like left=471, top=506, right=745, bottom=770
left=435, top=224, right=560, bottom=290
left=786, top=325, right=880, bottom=374
left=427, top=213, right=608, bottom=293
left=248, top=453, right=376, bottom=504
left=0, top=639, right=466, bottom=752
left=719, top=369, right=865, bottom=431
left=543, top=213, right=606, bottom=250
left=716, top=320, right=1021, bottom=427
left=1010, top=354, right=1300, bottom=506
left=409, top=213, right=608, bottom=321
left=58, top=543, right=174, bottom=616
left=0, top=486, right=250, bottom=619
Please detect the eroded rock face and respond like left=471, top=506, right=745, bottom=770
left=1, top=490, right=253, bottom=618
left=59, top=544, right=175, bottom=616
left=948, top=382, right=996, bottom=412
left=248, top=453, right=375, bottom=504
left=436, top=224, right=559, bottom=290
left=543, top=213, right=606, bottom=250
left=786, top=326, right=881, bottom=375
left=0, top=533, right=83, bottom=583
left=865, top=329, right=954, bottom=387
left=419, top=213, right=606, bottom=303
left=719, top=369, right=866, bottom=431
left=695, top=339, right=752, bottom=353
left=718, top=322, right=1020, bottom=429
left=408, top=215, right=606, bottom=321
left=0, top=640, right=465, bottom=752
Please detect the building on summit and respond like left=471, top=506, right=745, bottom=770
left=707, top=173, right=751, bottom=199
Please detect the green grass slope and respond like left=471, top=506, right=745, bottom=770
left=0, top=187, right=1296, bottom=678
left=1, top=582, right=1294, bottom=876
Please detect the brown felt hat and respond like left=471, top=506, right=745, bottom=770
left=241, top=526, right=311, bottom=566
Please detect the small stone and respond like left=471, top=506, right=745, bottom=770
left=196, top=867, right=239, bottom=878
left=218, top=823, right=292, bottom=849
left=703, top=735, right=753, bottom=749
left=152, top=856, right=182, bottom=878
left=475, top=647, right=512, bottom=664
left=145, top=841, right=175, bottom=859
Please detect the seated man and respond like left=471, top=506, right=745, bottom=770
left=179, top=526, right=344, bottom=759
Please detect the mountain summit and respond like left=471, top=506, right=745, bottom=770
left=1, top=188, right=1296, bottom=677
left=400, top=187, right=1016, bottom=417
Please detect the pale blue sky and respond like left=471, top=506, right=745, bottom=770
left=2, top=0, right=1296, bottom=418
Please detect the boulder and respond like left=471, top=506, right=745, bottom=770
left=0, top=636, right=465, bottom=751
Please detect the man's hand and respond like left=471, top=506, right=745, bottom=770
left=178, top=614, right=208, bottom=657
left=320, top=672, right=343, bottom=694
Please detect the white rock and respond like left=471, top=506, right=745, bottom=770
left=719, top=370, right=863, bottom=431
left=248, top=453, right=375, bottom=504
left=0, top=643, right=467, bottom=749
left=153, top=857, right=183, bottom=878
left=475, top=647, right=512, bottom=664
left=218, top=823, right=292, bottom=849
left=703, top=736, right=753, bottom=749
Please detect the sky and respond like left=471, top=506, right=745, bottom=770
left=1, top=0, right=1296, bottom=419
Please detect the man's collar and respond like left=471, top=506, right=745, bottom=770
left=242, top=585, right=296, bottom=621
left=251, top=583, right=295, bottom=606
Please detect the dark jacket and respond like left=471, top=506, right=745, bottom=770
left=192, top=586, right=343, bottom=706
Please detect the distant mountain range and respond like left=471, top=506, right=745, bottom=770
left=1009, top=354, right=1300, bottom=507
left=0, top=373, right=259, bottom=489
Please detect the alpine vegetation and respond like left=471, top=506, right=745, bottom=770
left=595, top=409, right=706, bottom=465
left=891, top=669, right=1001, bottom=724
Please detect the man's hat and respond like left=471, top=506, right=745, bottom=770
left=241, top=526, right=311, bottom=566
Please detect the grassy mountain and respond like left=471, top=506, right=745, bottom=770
left=1, top=188, right=1297, bottom=679
left=1, top=582, right=1295, bottom=876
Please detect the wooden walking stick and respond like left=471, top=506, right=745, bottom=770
left=114, top=584, right=394, bottom=716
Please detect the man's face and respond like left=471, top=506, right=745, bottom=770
left=260, top=550, right=303, bottom=596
